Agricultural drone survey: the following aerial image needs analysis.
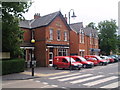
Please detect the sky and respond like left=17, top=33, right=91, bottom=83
left=23, top=0, right=119, bottom=27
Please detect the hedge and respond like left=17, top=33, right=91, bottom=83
left=1, top=58, right=25, bottom=75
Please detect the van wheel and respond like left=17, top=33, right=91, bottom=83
left=54, top=66, right=58, bottom=70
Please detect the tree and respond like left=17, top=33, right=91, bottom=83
left=98, top=19, right=118, bottom=55
left=2, top=2, right=32, bottom=58
left=86, top=22, right=98, bottom=30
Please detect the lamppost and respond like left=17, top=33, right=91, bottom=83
left=68, top=9, right=77, bottom=70
left=31, top=38, right=35, bottom=76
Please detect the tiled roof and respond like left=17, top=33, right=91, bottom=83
left=70, top=22, right=83, bottom=33
left=19, top=11, right=61, bottom=29
left=83, top=27, right=98, bottom=37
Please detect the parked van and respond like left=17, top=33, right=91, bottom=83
left=71, top=56, right=94, bottom=68
left=84, top=55, right=108, bottom=65
left=53, top=56, right=83, bottom=70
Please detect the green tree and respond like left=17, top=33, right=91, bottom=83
left=86, top=22, right=98, bottom=30
left=2, top=2, right=32, bottom=58
left=98, top=19, right=118, bottom=55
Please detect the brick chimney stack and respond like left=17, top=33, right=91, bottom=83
left=34, top=13, right=40, bottom=19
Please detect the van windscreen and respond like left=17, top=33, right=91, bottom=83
left=65, top=57, right=76, bottom=62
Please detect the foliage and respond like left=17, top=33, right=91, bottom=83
left=2, top=2, right=32, bottom=58
left=1, top=58, right=25, bottom=75
left=98, top=19, right=118, bottom=55
left=86, top=22, right=98, bottom=30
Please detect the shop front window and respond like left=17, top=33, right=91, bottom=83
left=58, top=48, right=68, bottom=56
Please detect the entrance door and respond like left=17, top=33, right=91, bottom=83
left=49, top=52, right=53, bottom=66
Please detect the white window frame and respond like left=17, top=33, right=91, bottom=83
left=64, top=31, right=67, bottom=41
left=58, top=49, right=68, bottom=56
left=79, top=29, right=84, bottom=43
left=57, top=30, right=61, bottom=41
left=90, top=33, right=92, bottom=45
left=49, top=29, right=53, bottom=40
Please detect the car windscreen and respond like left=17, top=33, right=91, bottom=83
left=79, top=57, right=87, bottom=61
left=95, top=56, right=103, bottom=60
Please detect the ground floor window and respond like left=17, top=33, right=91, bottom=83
left=58, top=48, right=68, bottom=56
left=80, top=51, right=84, bottom=57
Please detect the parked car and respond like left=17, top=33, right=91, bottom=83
left=84, top=55, right=108, bottom=65
left=100, top=56, right=114, bottom=63
left=108, top=55, right=119, bottom=62
left=70, top=56, right=94, bottom=68
left=85, top=57, right=99, bottom=66
left=53, top=56, right=83, bottom=70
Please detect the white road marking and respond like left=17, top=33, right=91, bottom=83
left=70, top=75, right=104, bottom=84
left=100, top=81, right=120, bottom=88
left=51, top=85, right=58, bottom=87
left=49, top=73, right=81, bottom=79
left=83, top=76, right=118, bottom=87
left=42, top=82, right=48, bottom=84
left=35, top=80, right=41, bottom=83
left=58, top=74, right=93, bottom=81
left=41, top=85, right=50, bottom=88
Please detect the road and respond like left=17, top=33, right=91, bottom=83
left=2, top=62, right=120, bottom=89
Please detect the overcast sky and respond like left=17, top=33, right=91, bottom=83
left=23, top=0, right=119, bottom=27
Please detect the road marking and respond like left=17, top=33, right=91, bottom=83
left=51, top=85, right=58, bottom=87
left=100, top=81, right=120, bottom=88
left=83, top=76, right=118, bottom=87
left=35, top=80, right=41, bottom=83
left=58, top=74, right=93, bottom=81
left=42, top=82, right=48, bottom=85
left=21, top=71, right=69, bottom=77
left=49, top=73, right=81, bottom=79
left=70, top=75, right=104, bottom=84
left=41, top=85, right=50, bottom=88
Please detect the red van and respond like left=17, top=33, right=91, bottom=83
left=84, top=55, right=108, bottom=65
left=53, top=56, right=83, bottom=70
left=71, top=56, right=94, bottom=68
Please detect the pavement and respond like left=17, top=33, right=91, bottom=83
left=2, top=66, right=70, bottom=80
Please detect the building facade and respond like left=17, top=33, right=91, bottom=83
left=70, top=22, right=100, bottom=57
left=20, top=11, right=100, bottom=67
left=20, top=11, right=70, bottom=67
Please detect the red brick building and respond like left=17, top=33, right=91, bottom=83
left=19, top=11, right=100, bottom=67
left=70, top=22, right=100, bottom=57
left=20, top=11, right=70, bottom=67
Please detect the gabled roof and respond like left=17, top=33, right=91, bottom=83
left=19, top=11, right=70, bottom=30
left=70, top=22, right=83, bottom=33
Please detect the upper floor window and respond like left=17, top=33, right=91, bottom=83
left=57, top=30, right=61, bottom=41
left=49, top=29, right=53, bottom=40
left=90, top=33, right=92, bottom=44
left=64, top=31, right=67, bottom=41
left=80, top=29, right=84, bottom=43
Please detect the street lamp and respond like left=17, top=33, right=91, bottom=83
left=31, top=38, right=35, bottom=76
left=68, top=9, right=77, bottom=70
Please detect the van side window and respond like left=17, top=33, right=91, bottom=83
left=62, top=58, right=68, bottom=63
left=76, top=58, right=80, bottom=62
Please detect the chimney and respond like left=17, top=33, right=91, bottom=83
left=64, top=14, right=67, bottom=22
left=34, top=13, right=40, bottom=19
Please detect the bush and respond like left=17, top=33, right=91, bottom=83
left=1, top=58, right=25, bottom=75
